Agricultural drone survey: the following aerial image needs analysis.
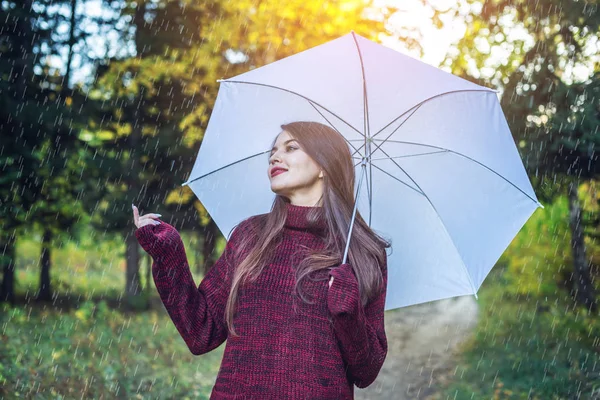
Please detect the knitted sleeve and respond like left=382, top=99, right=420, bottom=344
left=326, top=253, right=388, bottom=388
left=135, top=219, right=245, bottom=356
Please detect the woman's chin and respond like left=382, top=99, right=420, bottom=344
left=270, top=184, right=291, bottom=196
left=271, top=185, right=286, bottom=193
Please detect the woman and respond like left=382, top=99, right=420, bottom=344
left=133, top=121, right=392, bottom=399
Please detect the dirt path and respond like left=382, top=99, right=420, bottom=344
left=355, top=296, right=479, bottom=400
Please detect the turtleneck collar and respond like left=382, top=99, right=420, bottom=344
left=284, top=202, right=327, bottom=231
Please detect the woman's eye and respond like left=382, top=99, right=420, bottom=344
left=287, top=146, right=297, bottom=151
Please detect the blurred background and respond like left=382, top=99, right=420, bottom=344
left=0, top=0, right=598, bottom=398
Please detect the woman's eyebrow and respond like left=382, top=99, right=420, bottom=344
left=270, top=139, right=297, bottom=153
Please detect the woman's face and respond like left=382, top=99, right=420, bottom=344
left=268, top=130, right=324, bottom=206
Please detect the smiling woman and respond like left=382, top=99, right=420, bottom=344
left=268, top=129, right=325, bottom=208
left=134, top=120, right=391, bottom=399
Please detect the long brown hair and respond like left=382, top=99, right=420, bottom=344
left=224, top=121, right=392, bottom=337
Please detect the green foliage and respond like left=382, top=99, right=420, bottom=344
left=442, top=0, right=600, bottom=182
left=499, top=183, right=600, bottom=300
left=499, top=197, right=572, bottom=299
left=74, top=299, right=110, bottom=323
left=13, top=228, right=211, bottom=301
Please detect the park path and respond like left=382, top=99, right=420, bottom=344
left=355, top=296, right=479, bottom=400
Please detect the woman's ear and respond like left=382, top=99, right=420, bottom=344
left=319, top=170, right=324, bottom=179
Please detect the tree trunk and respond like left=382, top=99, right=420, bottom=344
left=125, top=232, right=143, bottom=305
left=145, top=251, right=152, bottom=293
left=0, top=229, right=17, bottom=304
left=123, top=0, right=148, bottom=310
left=202, top=219, right=218, bottom=275
left=36, top=229, right=53, bottom=302
left=63, top=0, right=77, bottom=91
left=567, top=181, right=597, bottom=312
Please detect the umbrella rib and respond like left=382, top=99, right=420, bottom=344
left=369, top=146, right=479, bottom=297
left=351, top=32, right=373, bottom=224
left=371, top=89, right=497, bottom=141
left=369, top=139, right=542, bottom=206
left=351, top=32, right=370, bottom=146
left=364, top=162, right=425, bottom=197
left=370, top=150, right=448, bottom=161
left=181, top=150, right=270, bottom=186
left=220, top=80, right=363, bottom=136
left=307, top=101, right=362, bottom=157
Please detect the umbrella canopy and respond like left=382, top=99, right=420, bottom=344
left=182, top=31, right=543, bottom=311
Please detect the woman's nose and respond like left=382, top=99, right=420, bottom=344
left=269, top=152, right=281, bottom=164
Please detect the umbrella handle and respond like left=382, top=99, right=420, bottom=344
left=342, top=158, right=368, bottom=265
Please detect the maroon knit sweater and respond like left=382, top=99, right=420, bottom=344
left=135, top=202, right=388, bottom=399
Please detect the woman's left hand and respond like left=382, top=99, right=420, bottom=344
left=326, top=264, right=359, bottom=317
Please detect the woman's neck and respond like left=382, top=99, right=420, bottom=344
left=284, top=202, right=326, bottom=231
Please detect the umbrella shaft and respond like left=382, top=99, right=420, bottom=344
left=343, top=158, right=368, bottom=264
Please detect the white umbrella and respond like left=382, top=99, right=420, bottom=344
left=181, top=31, right=543, bottom=311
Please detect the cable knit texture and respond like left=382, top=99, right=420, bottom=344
left=135, top=202, right=388, bottom=399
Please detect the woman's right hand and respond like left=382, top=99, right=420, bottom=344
left=133, top=204, right=185, bottom=262
left=132, top=204, right=162, bottom=229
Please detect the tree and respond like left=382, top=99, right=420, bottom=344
left=0, top=0, right=121, bottom=303
left=0, top=0, right=75, bottom=303
left=441, top=0, right=600, bottom=311
left=85, top=0, right=225, bottom=308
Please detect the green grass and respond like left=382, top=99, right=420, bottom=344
left=431, top=268, right=600, bottom=399
left=0, top=300, right=225, bottom=399
left=1, top=231, right=226, bottom=399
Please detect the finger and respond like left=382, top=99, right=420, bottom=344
left=132, top=204, right=139, bottom=225
left=139, top=211, right=162, bottom=219
left=140, top=216, right=162, bottom=225
left=141, top=214, right=162, bottom=222
left=139, top=218, right=161, bottom=228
